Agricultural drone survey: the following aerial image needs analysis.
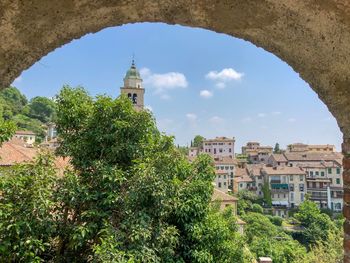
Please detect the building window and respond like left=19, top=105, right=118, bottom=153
left=290, top=192, right=294, bottom=201
left=336, top=178, right=341, bottom=184
left=289, top=184, right=294, bottom=191
left=224, top=175, right=226, bottom=179
left=132, top=93, right=137, bottom=104
left=218, top=175, right=221, bottom=179
left=321, top=171, right=325, bottom=176
left=337, top=168, right=341, bottom=174
left=290, top=175, right=293, bottom=181
left=224, top=182, right=227, bottom=186
left=301, top=193, right=304, bottom=202
left=299, top=184, right=304, bottom=192
left=219, top=149, right=223, bottom=153
left=310, top=171, right=314, bottom=176
left=328, top=168, right=332, bottom=174
left=240, top=183, right=243, bottom=188
left=229, top=148, right=232, bottom=152
left=315, top=171, right=319, bottom=176
left=299, top=175, right=304, bottom=181
left=218, top=182, right=222, bottom=188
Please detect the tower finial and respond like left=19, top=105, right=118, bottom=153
left=132, top=52, right=135, bottom=67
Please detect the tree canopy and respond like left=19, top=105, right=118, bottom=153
left=0, top=86, right=247, bottom=262
left=0, top=87, right=56, bottom=142
left=193, top=135, right=204, bottom=147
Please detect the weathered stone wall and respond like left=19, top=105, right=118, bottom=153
left=0, top=0, right=350, bottom=260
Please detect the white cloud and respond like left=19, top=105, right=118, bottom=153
left=160, top=94, right=171, bottom=100
left=199, top=90, right=213, bottom=98
left=206, top=68, right=244, bottom=82
left=258, top=113, right=266, bottom=118
left=215, top=82, right=226, bottom=89
left=140, top=67, right=151, bottom=77
left=141, top=67, right=188, bottom=95
left=186, top=113, right=197, bottom=122
left=271, top=111, right=282, bottom=115
left=288, top=118, right=296, bottom=123
left=157, top=118, right=174, bottom=131
left=241, top=117, right=252, bottom=123
left=209, top=116, right=224, bottom=124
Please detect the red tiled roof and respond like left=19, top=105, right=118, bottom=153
left=0, top=138, right=37, bottom=166
left=0, top=139, right=70, bottom=175
left=212, top=188, right=238, bottom=201
left=15, top=130, right=36, bottom=135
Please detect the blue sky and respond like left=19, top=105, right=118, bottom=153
left=12, top=23, right=342, bottom=152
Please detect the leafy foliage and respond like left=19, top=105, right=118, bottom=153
left=0, top=86, right=251, bottom=262
left=0, top=87, right=27, bottom=119
left=242, top=212, right=307, bottom=262
left=0, top=154, right=57, bottom=262
left=295, top=200, right=336, bottom=246
left=24, top=96, right=57, bottom=123
left=0, top=117, right=16, bottom=146
left=192, top=135, right=204, bottom=147
left=0, top=87, right=56, bottom=142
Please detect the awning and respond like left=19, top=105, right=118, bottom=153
left=272, top=201, right=289, bottom=206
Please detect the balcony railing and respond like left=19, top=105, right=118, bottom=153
left=309, top=192, right=328, bottom=200
left=271, top=183, right=289, bottom=190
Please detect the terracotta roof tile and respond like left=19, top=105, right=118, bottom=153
left=263, top=166, right=306, bottom=175
left=212, top=188, right=238, bottom=201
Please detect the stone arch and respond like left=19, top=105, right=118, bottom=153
left=1, top=0, right=350, bottom=260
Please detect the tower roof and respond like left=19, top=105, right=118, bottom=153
left=124, top=60, right=141, bottom=80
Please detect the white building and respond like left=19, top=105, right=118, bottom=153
left=202, top=137, right=235, bottom=158
left=241, top=141, right=273, bottom=164
left=46, top=122, right=57, bottom=140
left=262, top=166, right=306, bottom=217
left=14, top=130, right=36, bottom=146
left=214, top=156, right=236, bottom=191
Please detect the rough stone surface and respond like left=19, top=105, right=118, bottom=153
left=0, top=0, right=350, bottom=260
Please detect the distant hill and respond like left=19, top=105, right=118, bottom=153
left=0, top=87, right=56, bottom=142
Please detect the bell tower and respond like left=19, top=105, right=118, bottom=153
left=120, top=60, right=145, bottom=111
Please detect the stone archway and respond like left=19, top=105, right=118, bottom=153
left=1, top=0, right=350, bottom=260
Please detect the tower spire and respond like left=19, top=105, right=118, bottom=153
left=131, top=53, right=135, bottom=67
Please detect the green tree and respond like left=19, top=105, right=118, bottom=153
left=24, top=96, right=57, bottom=123
left=0, top=87, right=27, bottom=119
left=0, top=117, right=16, bottom=146
left=262, top=182, right=272, bottom=207
left=295, top=200, right=336, bottom=246
left=242, top=212, right=307, bottom=262
left=52, top=86, right=245, bottom=262
left=0, top=154, right=57, bottom=262
left=193, top=135, right=204, bottom=147
left=273, top=143, right=281, bottom=154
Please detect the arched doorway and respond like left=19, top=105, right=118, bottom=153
left=1, top=1, right=350, bottom=260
